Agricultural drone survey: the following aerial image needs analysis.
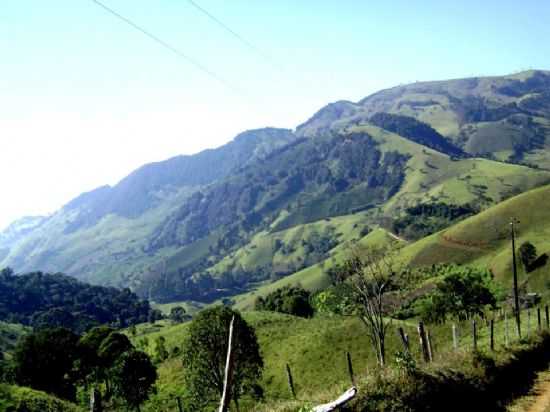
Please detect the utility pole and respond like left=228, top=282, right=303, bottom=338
left=511, top=218, right=521, bottom=339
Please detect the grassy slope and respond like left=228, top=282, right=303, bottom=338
left=224, top=126, right=550, bottom=309
left=0, top=384, right=83, bottom=412
left=231, top=228, right=393, bottom=310
left=210, top=214, right=366, bottom=274
left=357, top=124, right=550, bottom=213
left=135, top=308, right=535, bottom=412
left=134, top=312, right=398, bottom=410
left=400, top=184, right=550, bottom=290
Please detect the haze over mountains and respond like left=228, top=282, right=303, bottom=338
left=2, top=70, right=550, bottom=304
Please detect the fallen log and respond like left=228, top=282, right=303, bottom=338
left=312, top=386, right=357, bottom=412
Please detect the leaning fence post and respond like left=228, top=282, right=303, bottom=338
left=538, top=307, right=542, bottom=332
left=218, top=316, right=235, bottom=412
left=346, top=352, right=356, bottom=387
left=426, top=330, right=434, bottom=362
left=90, top=387, right=102, bottom=412
left=490, top=319, right=494, bottom=351
left=398, top=327, right=410, bottom=353
left=452, top=323, right=458, bottom=350
left=472, top=320, right=477, bottom=351
left=286, top=364, right=296, bottom=400
left=417, top=322, right=430, bottom=362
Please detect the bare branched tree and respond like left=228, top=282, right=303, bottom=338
left=336, top=244, right=401, bottom=366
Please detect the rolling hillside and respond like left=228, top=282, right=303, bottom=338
left=400, top=184, right=550, bottom=290
left=298, top=70, right=550, bottom=168
left=1, top=71, right=550, bottom=305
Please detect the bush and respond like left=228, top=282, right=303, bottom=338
left=417, top=266, right=501, bottom=323
left=255, top=286, right=314, bottom=318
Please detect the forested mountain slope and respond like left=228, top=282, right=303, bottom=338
left=1, top=71, right=550, bottom=304
left=0, top=128, right=296, bottom=286
left=298, top=70, right=550, bottom=168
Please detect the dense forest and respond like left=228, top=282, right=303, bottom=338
left=0, top=268, right=159, bottom=333
left=369, top=112, right=465, bottom=157
left=392, top=202, right=478, bottom=240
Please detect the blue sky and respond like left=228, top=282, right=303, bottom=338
left=1, top=0, right=549, bottom=229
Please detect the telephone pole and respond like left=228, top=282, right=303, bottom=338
left=511, top=218, right=521, bottom=338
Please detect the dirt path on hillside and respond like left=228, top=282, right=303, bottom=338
left=387, top=231, right=406, bottom=242
left=508, top=370, right=550, bottom=412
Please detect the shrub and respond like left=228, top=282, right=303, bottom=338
left=255, top=286, right=314, bottom=318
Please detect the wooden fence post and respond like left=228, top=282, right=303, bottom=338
left=490, top=319, right=494, bottom=351
left=546, top=305, right=549, bottom=329
left=176, top=396, right=183, bottom=412
left=538, top=307, right=542, bottom=332
left=527, top=310, right=531, bottom=337
left=426, top=330, right=434, bottom=362
left=505, top=311, right=509, bottom=346
left=417, top=322, right=430, bottom=362
left=346, top=352, right=356, bottom=387
left=472, top=320, right=477, bottom=351
left=90, top=387, right=102, bottom=412
left=398, top=327, right=410, bottom=353
left=286, top=364, right=296, bottom=400
left=452, top=323, right=458, bottom=350
left=218, top=316, right=235, bottom=412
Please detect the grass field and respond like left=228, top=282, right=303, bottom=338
left=229, top=228, right=394, bottom=311
left=133, top=304, right=544, bottom=412
left=0, top=384, right=83, bottom=412
left=399, top=184, right=550, bottom=293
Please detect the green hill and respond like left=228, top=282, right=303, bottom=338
left=298, top=70, right=550, bottom=169
left=132, top=308, right=533, bottom=412
left=132, top=311, right=405, bottom=410
left=399, top=184, right=550, bottom=290
left=2, top=71, right=550, bottom=306
left=0, top=384, right=83, bottom=412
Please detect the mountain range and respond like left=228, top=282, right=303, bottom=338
left=2, top=70, right=550, bottom=304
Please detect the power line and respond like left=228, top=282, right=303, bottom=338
left=185, top=0, right=283, bottom=72
left=90, top=0, right=240, bottom=93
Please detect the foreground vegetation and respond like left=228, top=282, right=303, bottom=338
left=0, top=384, right=83, bottom=412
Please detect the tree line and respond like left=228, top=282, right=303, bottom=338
left=0, top=268, right=162, bottom=333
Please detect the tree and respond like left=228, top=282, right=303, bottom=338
left=77, top=326, right=116, bottom=385
left=153, top=336, right=169, bottom=363
left=12, top=328, right=80, bottom=400
left=169, top=306, right=187, bottom=324
left=111, top=350, right=157, bottom=411
left=336, top=245, right=402, bottom=366
left=519, top=241, right=537, bottom=272
left=30, top=308, right=76, bottom=330
left=418, top=266, right=499, bottom=323
left=181, top=306, right=263, bottom=411
left=255, top=285, right=314, bottom=318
